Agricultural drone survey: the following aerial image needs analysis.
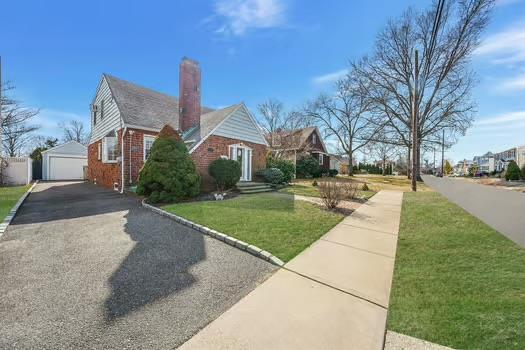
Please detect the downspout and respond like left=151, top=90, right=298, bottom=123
left=120, top=127, right=127, bottom=194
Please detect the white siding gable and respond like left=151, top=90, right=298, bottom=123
left=212, top=105, right=266, bottom=145
left=89, top=76, right=122, bottom=144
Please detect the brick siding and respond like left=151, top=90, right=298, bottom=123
left=191, top=135, right=267, bottom=191
left=87, top=130, right=121, bottom=190
left=88, top=129, right=267, bottom=193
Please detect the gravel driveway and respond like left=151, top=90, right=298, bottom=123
left=0, top=182, right=275, bottom=349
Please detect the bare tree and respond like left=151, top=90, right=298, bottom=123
left=302, top=71, right=384, bottom=175
left=58, top=119, right=88, bottom=144
left=354, top=0, right=494, bottom=180
left=1, top=83, right=40, bottom=156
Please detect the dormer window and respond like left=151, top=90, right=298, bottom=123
left=312, top=133, right=317, bottom=144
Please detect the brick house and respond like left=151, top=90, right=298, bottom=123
left=87, top=57, right=268, bottom=192
left=267, top=127, right=330, bottom=171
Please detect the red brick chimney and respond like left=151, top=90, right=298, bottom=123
left=179, top=57, right=201, bottom=132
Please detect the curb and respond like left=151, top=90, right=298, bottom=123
left=0, top=181, right=39, bottom=237
left=141, top=199, right=285, bottom=267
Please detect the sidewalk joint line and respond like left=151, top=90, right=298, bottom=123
left=319, top=238, right=395, bottom=259
left=340, top=223, right=398, bottom=236
left=282, top=266, right=388, bottom=310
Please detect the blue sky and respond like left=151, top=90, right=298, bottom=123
left=2, top=0, right=524, bottom=162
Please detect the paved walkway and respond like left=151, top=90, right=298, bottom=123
left=423, top=175, right=525, bottom=247
left=180, top=190, right=403, bottom=350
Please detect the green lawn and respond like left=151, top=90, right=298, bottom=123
left=163, top=192, right=343, bottom=262
left=278, top=180, right=376, bottom=200
left=0, top=184, right=31, bottom=222
left=388, top=192, right=525, bottom=349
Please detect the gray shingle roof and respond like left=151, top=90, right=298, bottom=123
left=104, top=74, right=214, bottom=131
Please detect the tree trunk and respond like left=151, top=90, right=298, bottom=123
left=416, top=142, right=422, bottom=181
left=407, top=146, right=411, bottom=180
left=347, top=148, right=354, bottom=176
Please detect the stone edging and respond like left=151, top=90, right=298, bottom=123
left=141, top=199, right=285, bottom=267
left=0, top=181, right=39, bottom=237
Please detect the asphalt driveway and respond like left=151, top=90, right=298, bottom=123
left=0, top=182, right=275, bottom=349
left=423, top=175, right=525, bottom=247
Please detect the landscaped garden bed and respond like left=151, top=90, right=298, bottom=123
left=0, top=184, right=31, bottom=222
left=163, top=192, right=343, bottom=262
left=388, top=191, right=525, bottom=349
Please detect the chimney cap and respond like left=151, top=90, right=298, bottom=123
left=181, top=56, right=199, bottom=65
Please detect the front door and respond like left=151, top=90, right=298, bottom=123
left=230, top=145, right=252, bottom=181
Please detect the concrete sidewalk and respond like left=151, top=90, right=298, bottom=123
left=180, top=190, right=403, bottom=350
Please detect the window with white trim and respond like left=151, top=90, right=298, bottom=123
left=318, top=153, right=324, bottom=165
left=144, top=135, right=156, bottom=161
left=312, top=133, right=317, bottom=144
left=102, top=136, right=118, bottom=163
left=97, top=143, right=102, bottom=160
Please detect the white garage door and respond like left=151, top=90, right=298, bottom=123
left=49, top=156, right=87, bottom=180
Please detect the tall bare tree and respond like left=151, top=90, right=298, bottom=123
left=1, top=83, right=40, bottom=156
left=354, top=0, right=494, bottom=180
left=58, top=119, right=88, bottom=144
left=365, top=131, right=400, bottom=175
left=302, top=71, right=384, bottom=175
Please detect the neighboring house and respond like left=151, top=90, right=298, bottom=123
left=329, top=155, right=357, bottom=174
left=42, top=141, right=88, bottom=180
left=454, top=159, right=473, bottom=176
left=87, top=57, right=267, bottom=192
left=472, top=152, right=495, bottom=174
left=267, top=127, right=330, bottom=171
left=494, top=146, right=525, bottom=172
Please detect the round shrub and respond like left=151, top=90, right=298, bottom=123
left=362, top=183, right=370, bottom=191
left=296, top=156, right=321, bottom=178
left=505, top=161, right=522, bottom=181
left=260, top=168, right=284, bottom=184
left=209, top=158, right=242, bottom=192
left=312, top=179, right=318, bottom=187
left=328, top=169, right=338, bottom=177
left=267, top=156, right=295, bottom=183
left=137, top=125, right=200, bottom=203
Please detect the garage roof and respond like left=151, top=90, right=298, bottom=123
left=42, top=141, right=87, bottom=156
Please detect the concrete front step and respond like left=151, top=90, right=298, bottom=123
left=237, top=182, right=274, bottom=194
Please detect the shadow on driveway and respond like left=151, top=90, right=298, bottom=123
left=105, top=205, right=205, bottom=320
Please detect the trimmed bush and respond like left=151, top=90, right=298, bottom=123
left=328, top=169, right=338, bottom=177
left=258, top=167, right=284, bottom=184
left=267, top=156, right=295, bottom=183
left=505, top=161, right=522, bottom=181
left=296, top=155, right=322, bottom=178
left=312, top=179, right=318, bottom=187
left=209, top=158, right=242, bottom=192
left=362, top=183, right=370, bottom=191
left=137, top=125, right=200, bottom=203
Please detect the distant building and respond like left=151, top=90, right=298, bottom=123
left=454, top=159, right=473, bottom=176
left=494, top=146, right=525, bottom=172
left=472, top=152, right=495, bottom=174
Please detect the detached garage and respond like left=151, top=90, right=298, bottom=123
left=42, top=141, right=88, bottom=180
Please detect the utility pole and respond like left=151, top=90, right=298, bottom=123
left=411, top=49, right=419, bottom=192
left=441, top=129, right=445, bottom=176
left=433, top=147, right=436, bottom=174
left=0, top=56, right=2, bottom=159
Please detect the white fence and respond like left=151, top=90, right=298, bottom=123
left=2, top=157, right=32, bottom=185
